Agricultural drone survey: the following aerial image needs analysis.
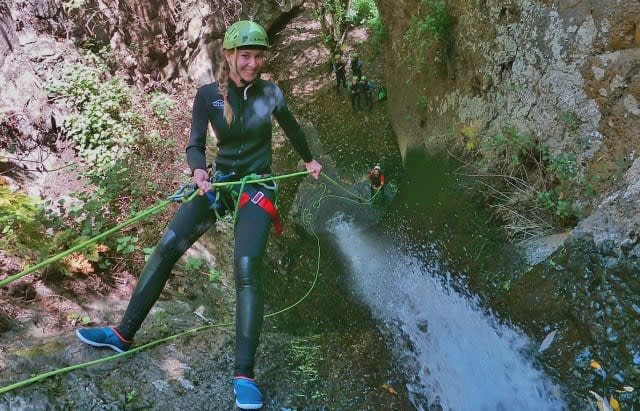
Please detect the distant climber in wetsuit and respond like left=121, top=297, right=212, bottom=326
left=332, top=53, right=346, bottom=92
left=368, top=164, right=385, bottom=198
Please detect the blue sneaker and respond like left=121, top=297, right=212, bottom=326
left=76, top=327, right=131, bottom=353
left=233, top=377, right=263, bottom=409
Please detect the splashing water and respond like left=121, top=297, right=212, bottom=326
left=328, top=215, right=566, bottom=411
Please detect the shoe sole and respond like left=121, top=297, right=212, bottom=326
left=75, top=329, right=127, bottom=353
left=234, top=400, right=262, bottom=410
left=234, top=388, right=263, bottom=409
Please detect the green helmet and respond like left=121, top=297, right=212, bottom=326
left=352, top=52, right=359, bottom=59
left=361, top=76, right=367, bottom=81
left=352, top=75, right=358, bottom=81
left=334, top=54, right=341, bottom=60
left=223, top=20, right=269, bottom=50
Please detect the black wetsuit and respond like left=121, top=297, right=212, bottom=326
left=348, top=80, right=361, bottom=112
left=359, top=80, right=374, bottom=111
left=351, top=58, right=363, bottom=79
left=332, top=61, right=346, bottom=90
left=115, top=78, right=313, bottom=378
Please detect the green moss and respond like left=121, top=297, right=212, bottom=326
left=15, top=341, right=66, bottom=359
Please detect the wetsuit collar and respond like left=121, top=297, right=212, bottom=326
left=229, top=79, right=255, bottom=101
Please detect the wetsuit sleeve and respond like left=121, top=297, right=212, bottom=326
left=185, top=87, right=209, bottom=172
left=272, top=86, right=313, bottom=163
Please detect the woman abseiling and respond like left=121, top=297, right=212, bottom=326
left=76, top=20, right=323, bottom=410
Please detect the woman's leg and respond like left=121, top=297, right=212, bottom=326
left=232, top=188, right=274, bottom=378
left=116, top=194, right=216, bottom=339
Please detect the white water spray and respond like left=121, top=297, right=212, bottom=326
left=328, top=216, right=565, bottom=410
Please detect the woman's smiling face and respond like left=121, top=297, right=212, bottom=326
left=227, top=49, right=266, bottom=85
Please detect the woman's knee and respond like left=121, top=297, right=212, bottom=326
left=234, top=256, right=262, bottom=288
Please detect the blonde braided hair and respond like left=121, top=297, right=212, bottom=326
left=216, top=49, right=235, bottom=126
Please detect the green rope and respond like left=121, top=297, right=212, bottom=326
left=0, top=170, right=379, bottom=396
left=0, top=218, right=320, bottom=396
left=0, top=194, right=194, bottom=289
left=214, top=170, right=311, bottom=188
left=318, top=172, right=384, bottom=206
left=0, top=171, right=311, bottom=289
left=0, top=321, right=233, bottom=395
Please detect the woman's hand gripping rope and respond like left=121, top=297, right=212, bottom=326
left=305, top=160, right=323, bottom=179
left=192, top=168, right=212, bottom=195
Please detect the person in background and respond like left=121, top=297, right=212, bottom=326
left=348, top=75, right=361, bottom=113
left=332, top=53, right=346, bottom=92
left=75, top=20, right=323, bottom=410
left=358, top=75, right=375, bottom=111
left=368, top=164, right=385, bottom=199
left=350, top=51, right=363, bottom=79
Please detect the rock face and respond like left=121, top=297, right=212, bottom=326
left=1, top=0, right=304, bottom=94
left=0, top=0, right=75, bottom=140
left=0, top=0, right=16, bottom=67
left=572, top=155, right=640, bottom=258
left=377, top=0, right=640, bottom=256
left=58, top=0, right=305, bottom=87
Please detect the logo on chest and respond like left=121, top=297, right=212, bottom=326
left=212, top=99, right=224, bottom=109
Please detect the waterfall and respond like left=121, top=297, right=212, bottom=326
left=328, top=215, right=566, bottom=410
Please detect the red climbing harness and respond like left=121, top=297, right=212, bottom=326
left=238, top=190, right=283, bottom=235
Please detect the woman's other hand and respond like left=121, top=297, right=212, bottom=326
left=305, top=160, right=323, bottom=180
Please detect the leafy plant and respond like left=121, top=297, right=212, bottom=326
left=479, top=125, right=539, bottom=174
left=547, top=152, right=577, bottom=181
left=349, top=0, right=378, bottom=24
left=369, top=14, right=387, bottom=40
left=561, top=110, right=581, bottom=132
left=143, top=247, right=155, bottom=262
left=537, top=189, right=577, bottom=219
left=397, top=0, right=455, bottom=73
left=208, top=268, right=223, bottom=283
left=537, top=190, right=556, bottom=211
left=417, top=0, right=455, bottom=42
left=67, top=312, right=91, bottom=325
left=62, top=0, right=85, bottom=12
left=0, top=186, right=48, bottom=257
left=45, top=51, right=142, bottom=177
left=290, top=335, right=323, bottom=385
left=150, top=92, right=175, bottom=121
left=2, top=47, right=179, bottom=281
left=115, top=235, right=138, bottom=254
left=125, top=389, right=137, bottom=403
left=555, top=199, right=576, bottom=219
left=0, top=186, right=42, bottom=238
left=461, top=123, right=481, bottom=152
left=184, top=256, right=205, bottom=275
left=579, top=175, right=597, bottom=198
left=317, top=0, right=348, bottom=46
left=417, top=95, right=429, bottom=111
left=459, top=123, right=589, bottom=239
